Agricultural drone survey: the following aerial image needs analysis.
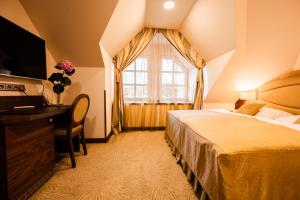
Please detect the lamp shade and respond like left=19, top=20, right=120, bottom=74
left=239, top=90, right=257, bottom=100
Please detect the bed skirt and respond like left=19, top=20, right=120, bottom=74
left=165, top=134, right=209, bottom=200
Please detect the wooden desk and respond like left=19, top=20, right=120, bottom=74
left=0, top=106, right=71, bottom=200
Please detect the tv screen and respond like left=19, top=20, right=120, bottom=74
left=0, top=16, right=47, bottom=80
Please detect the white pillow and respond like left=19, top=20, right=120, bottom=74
left=276, top=115, right=300, bottom=124
left=255, top=107, right=294, bottom=120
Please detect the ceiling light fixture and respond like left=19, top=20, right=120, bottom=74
left=164, top=0, right=175, bottom=10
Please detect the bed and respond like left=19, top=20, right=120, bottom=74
left=165, top=70, right=300, bottom=200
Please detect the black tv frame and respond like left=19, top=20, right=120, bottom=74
left=0, top=16, right=47, bottom=80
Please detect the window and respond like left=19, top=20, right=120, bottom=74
left=160, top=58, right=187, bottom=102
left=122, top=33, right=198, bottom=103
left=123, top=58, right=148, bottom=101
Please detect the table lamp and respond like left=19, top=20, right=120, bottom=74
left=235, top=89, right=257, bottom=109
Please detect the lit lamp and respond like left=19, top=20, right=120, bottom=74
left=164, top=0, right=175, bottom=10
left=235, top=89, right=257, bottom=109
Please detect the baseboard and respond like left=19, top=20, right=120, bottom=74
left=86, top=131, right=113, bottom=143
left=85, top=138, right=107, bottom=143
left=124, top=127, right=166, bottom=131
left=105, top=131, right=113, bottom=142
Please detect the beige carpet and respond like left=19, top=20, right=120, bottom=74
left=30, top=131, right=197, bottom=200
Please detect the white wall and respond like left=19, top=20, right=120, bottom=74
left=62, top=47, right=114, bottom=139
left=204, top=50, right=235, bottom=99
left=294, top=53, right=300, bottom=70
left=101, top=45, right=114, bottom=137
left=64, top=67, right=106, bottom=138
left=243, top=0, right=300, bottom=88
left=203, top=103, right=234, bottom=110
left=205, top=0, right=300, bottom=102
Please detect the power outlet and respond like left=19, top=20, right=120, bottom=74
left=19, top=85, right=25, bottom=91
left=12, top=84, right=19, bottom=91
left=0, top=83, right=25, bottom=91
left=5, top=84, right=13, bottom=91
left=0, top=83, right=5, bottom=91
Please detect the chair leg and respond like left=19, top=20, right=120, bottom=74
left=80, top=129, right=87, bottom=155
left=67, top=135, right=76, bottom=168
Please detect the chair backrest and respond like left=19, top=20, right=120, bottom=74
left=71, top=94, right=90, bottom=126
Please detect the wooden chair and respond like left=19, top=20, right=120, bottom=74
left=54, top=94, right=90, bottom=168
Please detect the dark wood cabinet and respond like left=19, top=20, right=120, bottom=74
left=5, top=118, right=55, bottom=200
left=0, top=103, right=71, bottom=200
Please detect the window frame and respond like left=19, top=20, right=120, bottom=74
left=123, top=57, right=149, bottom=102
left=160, top=56, right=189, bottom=103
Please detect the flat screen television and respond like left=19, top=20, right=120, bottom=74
left=0, top=16, right=47, bottom=80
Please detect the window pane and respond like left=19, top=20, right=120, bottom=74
left=123, top=85, right=134, bottom=98
left=174, top=73, right=185, bottom=85
left=126, top=63, right=134, bottom=71
left=136, top=86, right=147, bottom=98
left=136, top=58, right=147, bottom=71
left=175, top=86, right=185, bottom=99
left=174, top=63, right=183, bottom=72
left=136, top=72, right=147, bottom=84
left=162, top=72, right=172, bottom=84
left=161, top=86, right=173, bottom=98
left=162, top=59, right=173, bottom=71
left=123, top=71, right=134, bottom=84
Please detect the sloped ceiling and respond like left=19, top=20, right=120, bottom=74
left=20, top=0, right=118, bottom=67
left=145, top=0, right=196, bottom=29
left=100, top=0, right=146, bottom=58
left=180, top=0, right=235, bottom=61
left=100, top=0, right=197, bottom=59
left=19, top=0, right=234, bottom=68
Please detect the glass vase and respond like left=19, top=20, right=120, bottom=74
left=56, top=93, right=64, bottom=106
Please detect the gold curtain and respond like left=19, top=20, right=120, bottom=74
left=112, top=28, right=205, bottom=132
left=159, top=29, right=206, bottom=109
left=112, top=28, right=156, bottom=132
left=125, top=103, right=192, bottom=129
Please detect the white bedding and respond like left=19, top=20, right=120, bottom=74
left=206, top=108, right=300, bottom=132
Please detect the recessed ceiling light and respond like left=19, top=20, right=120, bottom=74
left=164, top=0, right=175, bottom=10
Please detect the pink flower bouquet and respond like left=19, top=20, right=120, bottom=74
left=48, top=59, right=76, bottom=98
left=55, top=59, right=75, bottom=74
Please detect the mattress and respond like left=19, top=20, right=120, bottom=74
left=166, top=109, right=300, bottom=200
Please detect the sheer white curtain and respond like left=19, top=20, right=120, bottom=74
left=123, top=33, right=197, bottom=103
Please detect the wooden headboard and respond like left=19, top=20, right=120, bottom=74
left=258, top=70, right=300, bottom=115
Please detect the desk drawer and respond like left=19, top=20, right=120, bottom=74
left=5, top=118, right=55, bottom=200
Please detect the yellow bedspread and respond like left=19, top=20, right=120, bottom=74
left=166, top=110, right=300, bottom=200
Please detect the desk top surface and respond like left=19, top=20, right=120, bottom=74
left=0, top=106, right=71, bottom=125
